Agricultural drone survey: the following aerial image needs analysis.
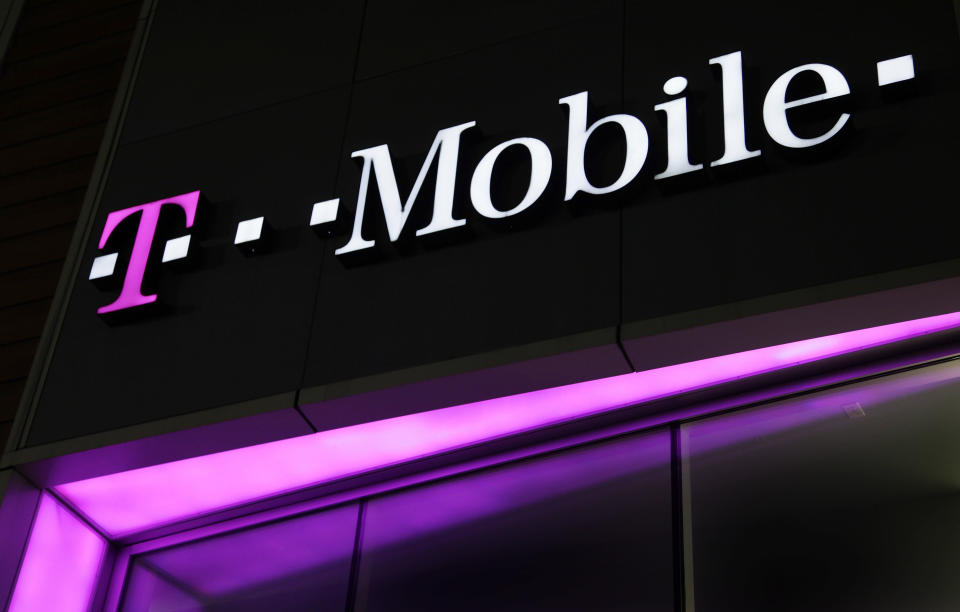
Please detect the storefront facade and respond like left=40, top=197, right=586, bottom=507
left=2, top=1, right=960, bottom=610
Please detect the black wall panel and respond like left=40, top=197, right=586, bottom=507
left=31, top=91, right=350, bottom=443
left=356, top=0, right=618, bottom=80
left=118, top=0, right=363, bottom=144
left=619, top=0, right=960, bottom=327
left=303, top=2, right=624, bottom=389
left=18, top=1, right=960, bottom=448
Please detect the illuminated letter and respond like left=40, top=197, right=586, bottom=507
left=470, top=137, right=552, bottom=218
left=559, top=91, right=648, bottom=200
left=709, top=50, right=761, bottom=166
left=654, top=76, right=703, bottom=179
left=763, top=63, right=850, bottom=148
left=336, top=121, right=475, bottom=255
left=96, top=191, right=200, bottom=314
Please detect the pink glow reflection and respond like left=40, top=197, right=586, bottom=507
left=361, top=430, right=670, bottom=554
left=683, top=359, right=960, bottom=455
left=140, top=504, right=357, bottom=599
left=8, top=494, right=107, bottom=612
left=55, top=311, right=960, bottom=537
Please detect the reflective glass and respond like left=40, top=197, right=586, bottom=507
left=682, top=359, right=960, bottom=611
left=120, top=503, right=358, bottom=611
left=356, top=430, right=675, bottom=611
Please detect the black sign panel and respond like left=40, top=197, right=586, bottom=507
left=23, top=0, right=960, bottom=447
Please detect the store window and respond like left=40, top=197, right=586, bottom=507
left=355, top=430, right=674, bottom=611
left=9, top=334, right=960, bottom=611
left=117, top=430, right=675, bottom=611
left=120, top=505, right=358, bottom=611
left=682, top=359, right=960, bottom=612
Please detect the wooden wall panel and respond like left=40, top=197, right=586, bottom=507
left=0, top=155, right=98, bottom=206
left=17, top=0, right=134, bottom=31
left=0, top=263, right=64, bottom=308
left=0, top=61, right=125, bottom=119
left=5, top=2, right=139, bottom=61
left=0, top=190, right=86, bottom=238
left=0, top=32, right=132, bottom=90
left=0, top=93, right=114, bottom=148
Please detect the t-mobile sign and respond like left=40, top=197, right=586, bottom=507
left=89, top=48, right=918, bottom=314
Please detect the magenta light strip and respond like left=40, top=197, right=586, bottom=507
left=7, top=494, right=107, bottom=612
left=54, top=311, right=960, bottom=537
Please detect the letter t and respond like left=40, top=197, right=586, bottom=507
left=96, top=191, right=200, bottom=314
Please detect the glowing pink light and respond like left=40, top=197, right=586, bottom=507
left=96, top=191, right=199, bottom=314
left=55, top=311, right=960, bottom=537
left=135, top=504, right=357, bottom=599
left=7, top=494, right=107, bottom=612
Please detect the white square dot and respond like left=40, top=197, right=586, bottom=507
left=234, top=217, right=264, bottom=244
left=877, top=55, right=915, bottom=87
left=162, top=235, right=191, bottom=262
left=89, top=253, right=118, bottom=280
left=310, top=199, right=340, bottom=226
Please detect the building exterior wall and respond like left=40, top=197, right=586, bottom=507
left=6, top=0, right=960, bottom=463
left=1, top=2, right=960, bottom=610
left=0, top=0, right=141, bottom=454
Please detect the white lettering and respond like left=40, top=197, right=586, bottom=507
left=763, top=63, right=850, bottom=148
left=336, top=121, right=475, bottom=255
left=654, top=77, right=703, bottom=179
left=470, top=138, right=552, bottom=218
left=709, top=51, right=761, bottom=166
left=559, top=91, right=648, bottom=200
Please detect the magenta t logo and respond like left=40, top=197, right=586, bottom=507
left=93, top=191, right=200, bottom=314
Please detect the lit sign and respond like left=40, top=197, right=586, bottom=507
left=90, top=50, right=917, bottom=313
left=89, top=191, right=199, bottom=314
